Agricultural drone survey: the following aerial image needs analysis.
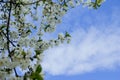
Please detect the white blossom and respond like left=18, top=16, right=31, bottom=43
left=0, top=0, right=103, bottom=79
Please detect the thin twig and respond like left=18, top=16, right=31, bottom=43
left=1, top=31, right=16, bottom=47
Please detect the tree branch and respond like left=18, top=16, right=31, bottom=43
left=6, top=0, right=12, bottom=54
left=5, top=0, right=19, bottom=77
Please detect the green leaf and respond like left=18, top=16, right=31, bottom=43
left=36, top=65, right=42, bottom=73
left=37, top=37, right=43, bottom=42
left=97, top=0, right=103, bottom=5
left=30, top=72, right=43, bottom=80
left=21, top=50, right=26, bottom=57
left=65, top=32, right=71, bottom=37
left=93, top=0, right=103, bottom=9
left=26, top=29, right=31, bottom=33
left=43, top=0, right=46, bottom=3
left=35, top=50, right=42, bottom=55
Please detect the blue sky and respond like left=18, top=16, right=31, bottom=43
left=41, top=0, right=120, bottom=80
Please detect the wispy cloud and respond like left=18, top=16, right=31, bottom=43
left=41, top=7, right=120, bottom=75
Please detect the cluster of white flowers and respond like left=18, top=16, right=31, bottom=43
left=0, top=0, right=104, bottom=79
left=58, top=33, right=65, bottom=43
left=40, top=1, right=68, bottom=33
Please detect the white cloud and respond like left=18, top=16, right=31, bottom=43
left=41, top=26, right=120, bottom=75
left=41, top=8, right=120, bottom=75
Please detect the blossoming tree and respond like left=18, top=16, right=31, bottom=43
left=0, top=0, right=104, bottom=80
